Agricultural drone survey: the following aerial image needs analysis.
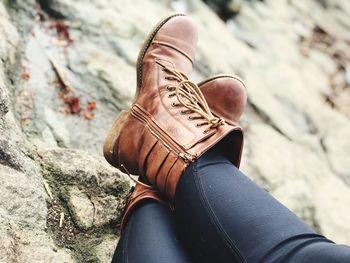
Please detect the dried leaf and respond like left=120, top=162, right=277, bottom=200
left=84, top=111, right=95, bottom=120
left=83, top=101, right=97, bottom=120
left=63, top=96, right=81, bottom=114
left=49, top=21, right=72, bottom=43
left=87, top=101, right=97, bottom=111
left=21, top=71, right=30, bottom=81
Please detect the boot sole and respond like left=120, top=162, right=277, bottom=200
left=103, top=14, right=185, bottom=167
left=103, top=111, right=130, bottom=167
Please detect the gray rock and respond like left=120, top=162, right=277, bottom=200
left=62, top=185, right=122, bottom=230
left=40, top=148, right=130, bottom=193
left=0, top=84, right=9, bottom=117
left=0, top=165, right=47, bottom=229
left=1, top=0, right=350, bottom=261
left=44, top=108, right=71, bottom=148
left=0, top=227, right=74, bottom=263
left=64, top=186, right=95, bottom=230
left=0, top=4, right=20, bottom=68
left=316, top=0, right=342, bottom=8
left=346, top=64, right=350, bottom=85
left=91, top=195, right=120, bottom=228
left=202, top=0, right=243, bottom=21
left=94, top=235, right=119, bottom=263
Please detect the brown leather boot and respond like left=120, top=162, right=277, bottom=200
left=104, top=14, right=243, bottom=201
left=198, top=75, right=247, bottom=126
left=118, top=75, right=246, bottom=230
left=118, top=182, right=165, bottom=230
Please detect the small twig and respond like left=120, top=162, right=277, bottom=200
left=90, top=198, right=97, bottom=224
left=59, top=212, right=65, bottom=228
left=121, top=164, right=152, bottom=188
left=42, top=179, right=54, bottom=200
left=46, top=51, right=75, bottom=92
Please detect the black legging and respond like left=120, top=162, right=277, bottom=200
left=112, top=144, right=350, bottom=262
left=113, top=200, right=193, bottom=262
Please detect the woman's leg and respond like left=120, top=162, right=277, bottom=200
left=174, top=143, right=350, bottom=263
left=112, top=200, right=193, bottom=263
left=284, top=242, right=350, bottom=263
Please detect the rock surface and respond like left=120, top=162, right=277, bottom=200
left=0, top=0, right=350, bottom=261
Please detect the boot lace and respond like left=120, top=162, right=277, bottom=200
left=157, top=60, right=225, bottom=134
left=121, top=164, right=153, bottom=189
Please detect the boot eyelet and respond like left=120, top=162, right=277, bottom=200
left=188, top=116, right=193, bottom=120
left=172, top=102, right=178, bottom=107
left=196, top=124, right=201, bottom=127
left=166, top=86, right=175, bottom=92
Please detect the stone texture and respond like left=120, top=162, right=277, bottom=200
left=0, top=1, right=129, bottom=261
left=40, top=148, right=130, bottom=194
left=91, top=195, right=120, bottom=228
left=0, top=228, right=74, bottom=263
left=0, top=85, right=9, bottom=117
left=0, top=165, right=47, bottom=229
left=1, top=0, right=350, bottom=261
left=63, top=186, right=121, bottom=230
left=94, top=235, right=119, bottom=263
left=64, top=186, right=95, bottom=230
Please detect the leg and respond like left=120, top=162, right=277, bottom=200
left=286, top=242, right=350, bottom=263
left=112, top=200, right=193, bottom=263
left=174, top=143, right=350, bottom=263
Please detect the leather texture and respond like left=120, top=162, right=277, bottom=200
left=104, top=14, right=244, bottom=202
left=199, top=76, right=247, bottom=125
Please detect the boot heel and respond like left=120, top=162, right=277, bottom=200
left=103, top=111, right=129, bottom=167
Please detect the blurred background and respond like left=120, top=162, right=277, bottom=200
left=1, top=0, right=350, bottom=262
